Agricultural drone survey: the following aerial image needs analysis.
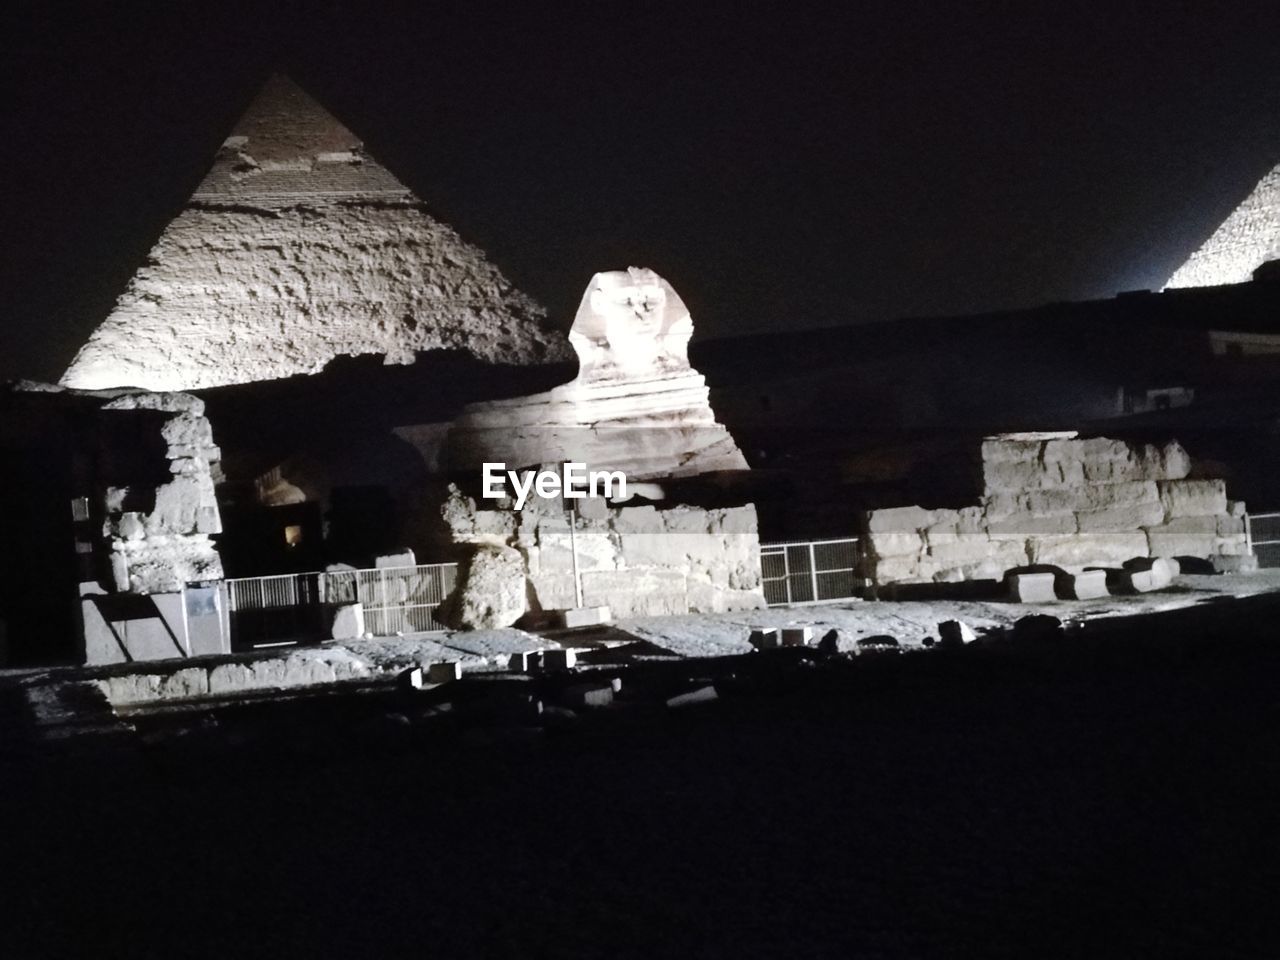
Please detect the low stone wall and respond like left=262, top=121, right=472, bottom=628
left=442, top=486, right=765, bottom=627
left=863, top=434, right=1247, bottom=585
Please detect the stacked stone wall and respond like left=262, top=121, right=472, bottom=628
left=442, top=486, right=765, bottom=627
left=863, top=435, right=1247, bottom=585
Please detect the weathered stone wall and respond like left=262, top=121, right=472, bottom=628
left=442, top=486, right=764, bottom=627
left=99, top=392, right=225, bottom=594
left=863, top=434, right=1247, bottom=585
left=1165, top=163, right=1280, bottom=289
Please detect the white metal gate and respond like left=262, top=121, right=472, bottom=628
left=759, top=538, right=865, bottom=607
left=224, top=562, right=458, bottom=648
left=1246, top=512, right=1280, bottom=568
left=324, top=563, right=458, bottom=636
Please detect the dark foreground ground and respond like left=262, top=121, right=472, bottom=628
left=3, top=598, right=1280, bottom=959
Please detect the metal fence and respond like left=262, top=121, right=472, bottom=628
left=224, top=562, right=458, bottom=649
left=1246, top=512, right=1280, bottom=568
left=759, top=538, right=866, bottom=607
left=324, top=563, right=458, bottom=636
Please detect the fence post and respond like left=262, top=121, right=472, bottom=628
left=809, top=542, right=819, bottom=603
left=781, top=547, right=792, bottom=605
left=1246, top=513, right=1254, bottom=557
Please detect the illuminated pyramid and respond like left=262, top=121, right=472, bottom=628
left=1165, top=162, right=1280, bottom=289
left=62, top=74, right=567, bottom=391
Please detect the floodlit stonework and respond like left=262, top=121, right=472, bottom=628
left=441, top=485, right=764, bottom=626
left=447, top=267, right=748, bottom=480
left=61, top=74, right=566, bottom=392
left=1165, top=162, right=1280, bottom=289
left=863, top=432, right=1247, bottom=586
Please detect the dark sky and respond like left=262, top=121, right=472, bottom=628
left=5, top=0, right=1280, bottom=383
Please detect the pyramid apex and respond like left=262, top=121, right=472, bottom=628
left=194, top=72, right=406, bottom=200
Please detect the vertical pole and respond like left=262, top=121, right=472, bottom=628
left=1245, top=513, right=1254, bottom=557
left=809, top=542, right=819, bottom=603
left=782, top=547, right=792, bottom=605
left=569, top=499, right=584, bottom=609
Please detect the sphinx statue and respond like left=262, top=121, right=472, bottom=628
left=446, top=268, right=748, bottom=481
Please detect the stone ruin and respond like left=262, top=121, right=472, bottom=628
left=442, top=488, right=762, bottom=628
left=96, top=391, right=225, bottom=594
left=438, top=268, right=762, bottom=628
left=446, top=267, right=748, bottom=479
left=61, top=74, right=567, bottom=392
left=863, top=432, right=1247, bottom=586
left=1165, top=160, right=1280, bottom=289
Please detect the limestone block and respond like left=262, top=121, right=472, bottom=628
left=558, top=605, right=612, bottom=628
left=957, top=506, right=986, bottom=534
left=146, top=473, right=220, bottom=537
left=982, top=438, right=1043, bottom=464
left=865, top=505, right=936, bottom=533
left=1078, top=438, right=1134, bottom=463
left=1145, top=528, right=1217, bottom=558
left=1213, top=554, right=1259, bottom=573
left=1042, top=459, right=1086, bottom=489
left=714, top=505, right=760, bottom=536
left=1215, top=535, right=1248, bottom=556
left=1083, top=459, right=1143, bottom=484
left=611, top=505, right=663, bottom=534
left=1139, top=442, right=1191, bottom=481
left=112, top=537, right=224, bottom=594
left=1041, top=438, right=1084, bottom=462
left=1064, top=570, right=1108, bottom=600
left=1025, top=488, right=1080, bottom=516
left=452, top=546, right=527, bottom=629
left=686, top=577, right=766, bottom=613
left=160, top=413, right=215, bottom=450
left=868, top=531, right=924, bottom=558
left=982, top=492, right=1030, bottom=519
left=1026, top=533, right=1148, bottom=567
left=869, top=554, right=924, bottom=584
left=580, top=568, right=689, bottom=617
left=1008, top=572, right=1056, bottom=603
left=331, top=603, right=364, bottom=641
left=1075, top=501, right=1165, bottom=533
left=529, top=573, right=577, bottom=612
left=1216, top=514, right=1245, bottom=536
left=983, top=460, right=1045, bottom=494
left=926, top=535, right=996, bottom=566
left=1075, top=480, right=1160, bottom=511
left=541, top=531, right=620, bottom=573
left=576, top=496, right=610, bottom=522
left=1158, top=480, right=1227, bottom=518
left=1228, top=500, right=1247, bottom=518
left=986, top=513, right=1077, bottom=537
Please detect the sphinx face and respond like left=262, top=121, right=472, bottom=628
left=589, top=273, right=666, bottom=373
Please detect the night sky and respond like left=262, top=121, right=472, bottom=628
left=5, top=1, right=1280, bottom=384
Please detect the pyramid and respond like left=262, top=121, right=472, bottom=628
left=1164, top=162, right=1280, bottom=289
left=62, top=75, right=568, bottom=392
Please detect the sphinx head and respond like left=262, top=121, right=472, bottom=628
left=570, top=267, right=693, bottom=377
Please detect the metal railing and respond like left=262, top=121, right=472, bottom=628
left=324, top=563, right=457, bottom=636
left=1246, top=512, right=1280, bottom=568
left=224, top=562, right=458, bottom=648
left=759, top=538, right=866, bottom=607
